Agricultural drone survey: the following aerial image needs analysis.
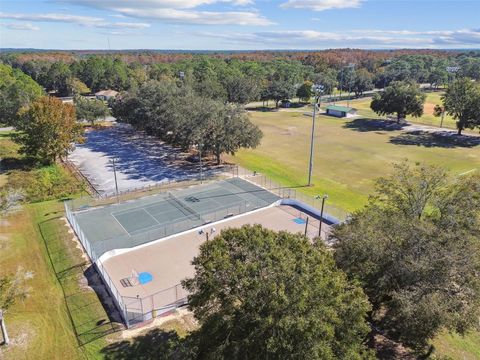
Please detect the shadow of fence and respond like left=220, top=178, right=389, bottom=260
left=38, top=216, right=124, bottom=347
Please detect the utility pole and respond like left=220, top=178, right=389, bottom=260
left=111, top=158, right=119, bottom=203
left=316, top=195, right=328, bottom=239
left=199, top=143, right=203, bottom=184
left=308, top=84, right=324, bottom=187
left=347, top=63, right=355, bottom=108
left=0, top=310, right=9, bottom=345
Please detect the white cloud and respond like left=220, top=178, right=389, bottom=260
left=197, top=28, right=480, bottom=49
left=57, top=0, right=253, bottom=10
left=0, top=22, right=40, bottom=31
left=114, top=8, right=271, bottom=25
left=54, top=0, right=271, bottom=26
left=281, top=0, right=363, bottom=11
left=0, top=12, right=150, bottom=30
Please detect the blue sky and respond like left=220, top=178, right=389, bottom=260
left=0, top=0, right=479, bottom=50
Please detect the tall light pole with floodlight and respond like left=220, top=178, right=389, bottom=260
left=308, top=84, right=324, bottom=187
left=315, top=194, right=329, bottom=238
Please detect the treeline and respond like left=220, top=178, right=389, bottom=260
left=1, top=50, right=479, bottom=101
left=112, top=79, right=262, bottom=164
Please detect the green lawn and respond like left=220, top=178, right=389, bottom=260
left=0, top=129, right=121, bottom=359
left=333, top=91, right=459, bottom=129
left=231, top=109, right=480, bottom=212
left=0, top=199, right=123, bottom=359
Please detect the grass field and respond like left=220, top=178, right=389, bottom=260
left=0, top=199, right=122, bottom=359
left=334, top=91, right=459, bottom=129
left=0, top=130, right=122, bottom=359
left=230, top=109, right=480, bottom=212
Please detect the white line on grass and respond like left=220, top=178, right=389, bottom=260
left=459, top=169, right=478, bottom=176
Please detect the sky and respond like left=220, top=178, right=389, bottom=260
left=0, top=0, right=479, bottom=50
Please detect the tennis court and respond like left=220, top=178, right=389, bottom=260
left=72, top=177, right=280, bottom=256
left=101, top=203, right=331, bottom=325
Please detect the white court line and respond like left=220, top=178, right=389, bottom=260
left=111, top=211, right=132, bottom=237
left=112, top=208, right=160, bottom=237
left=459, top=169, right=477, bottom=176
left=141, top=208, right=161, bottom=225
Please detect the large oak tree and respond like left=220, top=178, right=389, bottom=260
left=442, top=77, right=480, bottom=135
left=14, top=97, right=84, bottom=164
left=333, top=162, right=480, bottom=350
left=370, top=81, right=426, bottom=123
left=183, top=225, right=374, bottom=360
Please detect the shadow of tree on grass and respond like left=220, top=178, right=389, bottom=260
left=389, top=130, right=480, bottom=148
left=343, top=118, right=408, bottom=132
left=101, top=328, right=194, bottom=360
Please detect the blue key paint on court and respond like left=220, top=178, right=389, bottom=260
left=293, top=218, right=306, bottom=224
left=138, top=272, right=153, bottom=285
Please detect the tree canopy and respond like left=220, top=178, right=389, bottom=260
left=442, top=77, right=480, bottom=135
left=333, top=162, right=480, bottom=350
left=183, top=225, right=374, bottom=360
left=112, top=80, right=262, bottom=163
left=370, top=81, right=426, bottom=122
left=74, top=96, right=110, bottom=125
left=14, top=96, right=84, bottom=164
left=0, top=63, right=44, bottom=125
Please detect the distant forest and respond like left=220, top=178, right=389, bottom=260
left=1, top=48, right=479, bottom=102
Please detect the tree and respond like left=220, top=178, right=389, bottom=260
left=74, top=96, right=110, bottom=125
left=333, top=162, right=480, bottom=350
left=297, top=80, right=313, bottom=102
left=183, top=225, right=374, bottom=360
left=112, top=80, right=262, bottom=163
left=223, top=75, right=260, bottom=104
left=45, top=61, right=71, bottom=96
left=66, top=77, right=90, bottom=96
left=267, top=79, right=297, bottom=108
left=0, top=64, right=44, bottom=125
left=351, top=69, right=374, bottom=98
left=442, top=77, right=480, bottom=135
left=14, top=97, right=84, bottom=164
left=202, top=104, right=263, bottom=164
left=370, top=81, right=426, bottom=123
left=428, top=67, right=448, bottom=89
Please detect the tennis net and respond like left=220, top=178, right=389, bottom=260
left=167, top=192, right=203, bottom=222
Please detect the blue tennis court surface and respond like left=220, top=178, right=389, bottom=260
left=73, top=177, right=280, bottom=256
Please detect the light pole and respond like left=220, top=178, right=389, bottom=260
left=198, top=142, right=203, bottom=184
left=308, top=84, right=324, bottom=187
left=446, top=66, right=460, bottom=84
left=0, top=309, right=9, bottom=345
left=347, top=63, right=355, bottom=108
left=111, top=158, right=119, bottom=203
left=315, top=194, right=328, bottom=238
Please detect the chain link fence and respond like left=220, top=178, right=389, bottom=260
left=64, top=164, right=350, bottom=327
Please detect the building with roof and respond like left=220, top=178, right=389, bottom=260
left=95, top=89, right=119, bottom=101
left=325, top=105, right=357, bottom=118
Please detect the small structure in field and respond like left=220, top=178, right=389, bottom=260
left=325, top=105, right=357, bottom=118
left=95, top=89, right=119, bottom=101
